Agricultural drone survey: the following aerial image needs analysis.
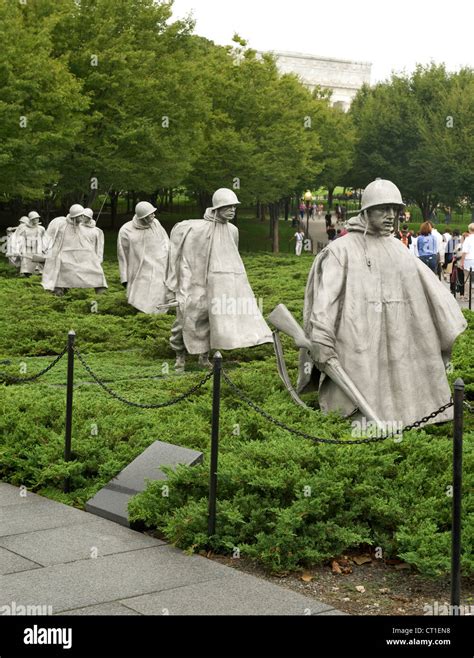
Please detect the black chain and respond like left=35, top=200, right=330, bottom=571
left=73, top=345, right=213, bottom=408
left=221, top=369, right=454, bottom=445
left=1, top=346, right=68, bottom=384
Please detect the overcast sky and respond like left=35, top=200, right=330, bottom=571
left=171, top=0, right=474, bottom=83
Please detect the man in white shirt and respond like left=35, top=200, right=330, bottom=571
left=292, top=230, right=305, bottom=256
left=430, top=224, right=444, bottom=277
left=461, top=223, right=474, bottom=298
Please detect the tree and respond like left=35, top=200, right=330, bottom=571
left=0, top=0, right=86, bottom=201
left=185, top=42, right=323, bottom=252
left=42, top=0, right=212, bottom=223
left=310, top=99, right=356, bottom=209
left=349, top=64, right=474, bottom=219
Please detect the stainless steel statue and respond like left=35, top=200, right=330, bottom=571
left=117, top=201, right=170, bottom=314
left=42, top=204, right=108, bottom=296
left=14, top=211, right=47, bottom=276
left=165, top=188, right=273, bottom=371
left=270, top=179, right=466, bottom=428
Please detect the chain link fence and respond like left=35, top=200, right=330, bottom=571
left=221, top=368, right=456, bottom=445
left=73, top=345, right=213, bottom=409
left=1, top=339, right=471, bottom=429
left=0, top=346, right=68, bottom=383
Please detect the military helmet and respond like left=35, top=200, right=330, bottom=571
left=360, top=179, right=404, bottom=213
left=211, top=188, right=240, bottom=210
left=135, top=201, right=157, bottom=220
left=19, top=216, right=29, bottom=224
left=69, top=203, right=85, bottom=219
left=83, top=208, right=94, bottom=219
left=28, top=211, right=41, bottom=220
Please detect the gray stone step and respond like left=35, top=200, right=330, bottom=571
left=85, top=440, right=203, bottom=526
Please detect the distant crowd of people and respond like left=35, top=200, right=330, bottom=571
left=394, top=221, right=474, bottom=299
left=290, top=202, right=474, bottom=302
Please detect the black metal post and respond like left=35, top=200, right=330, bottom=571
left=451, top=378, right=464, bottom=611
left=469, top=269, right=472, bottom=310
left=64, top=330, right=75, bottom=493
left=208, top=351, right=222, bottom=540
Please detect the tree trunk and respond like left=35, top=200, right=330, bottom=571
left=284, top=197, right=289, bottom=221
left=327, top=186, right=335, bottom=209
left=256, top=200, right=261, bottom=220
left=269, top=202, right=279, bottom=253
left=110, top=190, right=119, bottom=229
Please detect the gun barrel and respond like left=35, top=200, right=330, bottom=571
left=268, top=304, right=385, bottom=426
left=267, top=304, right=311, bottom=351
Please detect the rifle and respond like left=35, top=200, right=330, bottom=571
left=268, top=304, right=384, bottom=426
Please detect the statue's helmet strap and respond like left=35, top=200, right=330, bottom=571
left=360, top=179, right=404, bottom=212
left=211, top=188, right=241, bottom=210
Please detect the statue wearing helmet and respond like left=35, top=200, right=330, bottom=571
left=82, top=208, right=105, bottom=264
left=165, top=188, right=273, bottom=371
left=117, top=201, right=170, bottom=314
left=41, top=204, right=107, bottom=296
left=13, top=211, right=47, bottom=276
left=288, top=178, right=466, bottom=428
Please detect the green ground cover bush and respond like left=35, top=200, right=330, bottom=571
left=0, top=231, right=472, bottom=576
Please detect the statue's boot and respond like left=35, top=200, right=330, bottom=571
left=174, top=352, right=186, bottom=373
left=198, top=352, right=212, bottom=369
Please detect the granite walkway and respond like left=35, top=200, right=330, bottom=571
left=0, top=482, right=345, bottom=616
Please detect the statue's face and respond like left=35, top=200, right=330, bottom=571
left=30, top=217, right=39, bottom=226
left=216, top=205, right=236, bottom=222
left=141, top=212, right=155, bottom=225
left=366, top=204, right=398, bottom=234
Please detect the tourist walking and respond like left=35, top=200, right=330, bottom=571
left=394, top=224, right=412, bottom=248
left=290, top=230, right=305, bottom=255
left=416, top=222, right=438, bottom=273
left=461, top=223, right=474, bottom=299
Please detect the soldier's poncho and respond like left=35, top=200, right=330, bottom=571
left=117, top=217, right=170, bottom=314
left=83, top=221, right=105, bottom=263
left=166, top=209, right=273, bottom=354
left=6, top=228, right=20, bottom=267
left=42, top=216, right=107, bottom=291
left=297, top=214, right=467, bottom=426
left=14, top=222, right=47, bottom=273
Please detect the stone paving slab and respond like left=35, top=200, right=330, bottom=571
left=0, top=518, right=163, bottom=566
left=0, top=546, right=41, bottom=575
left=0, top=483, right=345, bottom=616
left=58, top=602, right=141, bottom=616
left=0, top=498, right=86, bottom=537
left=0, top=482, right=46, bottom=507
left=0, top=546, right=232, bottom=613
left=120, top=573, right=334, bottom=616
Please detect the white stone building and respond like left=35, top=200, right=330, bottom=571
left=261, top=50, right=372, bottom=111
